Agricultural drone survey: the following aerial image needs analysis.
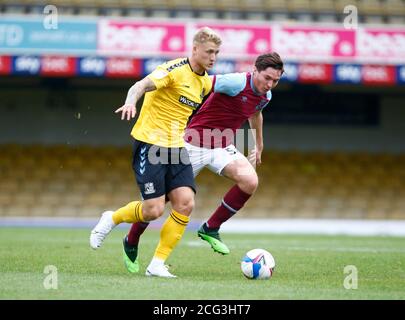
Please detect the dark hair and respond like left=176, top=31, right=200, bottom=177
left=255, top=52, right=284, bottom=74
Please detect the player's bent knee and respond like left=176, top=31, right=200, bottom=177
left=173, top=198, right=194, bottom=216
left=143, top=204, right=165, bottom=221
left=239, top=174, right=259, bottom=194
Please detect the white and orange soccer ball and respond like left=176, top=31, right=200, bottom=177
left=241, top=248, right=275, bottom=280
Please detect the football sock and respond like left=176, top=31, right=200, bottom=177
left=112, top=201, right=144, bottom=224
left=149, top=257, right=165, bottom=268
left=154, top=209, right=189, bottom=261
left=206, top=185, right=252, bottom=229
left=127, top=222, right=150, bottom=246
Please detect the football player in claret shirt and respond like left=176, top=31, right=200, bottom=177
left=89, top=27, right=222, bottom=278
left=123, top=53, right=284, bottom=274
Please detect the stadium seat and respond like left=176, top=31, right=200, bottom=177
left=44, top=0, right=75, bottom=15
left=192, top=0, right=216, bottom=11
left=98, top=1, right=123, bottom=16
left=288, top=0, right=314, bottom=21
left=170, top=0, right=193, bottom=9
left=119, top=0, right=147, bottom=17
left=2, top=0, right=398, bottom=24
left=385, top=0, right=405, bottom=23
left=263, top=0, right=288, bottom=11
left=3, top=204, right=32, bottom=217
left=1, top=145, right=404, bottom=220
left=357, top=0, right=384, bottom=18
left=2, top=1, right=27, bottom=14
left=334, top=0, right=359, bottom=13
left=240, top=0, right=264, bottom=12
left=311, top=0, right=338, bottom=21
left=145, top=0, right=170, bottom=12
left=30, top=205, right=56, bottom=217
left=72, top=0, right=99, bottom=16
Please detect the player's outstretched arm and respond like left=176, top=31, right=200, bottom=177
left=115, top=77, right=157, bottom=121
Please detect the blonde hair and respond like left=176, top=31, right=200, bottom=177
left=193, top=27, right=222, bottom=46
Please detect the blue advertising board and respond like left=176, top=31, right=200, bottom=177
left=280, top=62, right=298, bottom=82
left=142, top=58, right=169, bottom=76
left=78, top=57, right=106, bottom=77
left=334, top=64, right=362, bottom=84
left=397, top=66, right=405, bottom=85
left=0, top=17, right=97, bottom=54
left=12, top=55, right=41, bottom=75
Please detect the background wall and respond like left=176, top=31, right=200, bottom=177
left=1, top=78, right=404, bottom=153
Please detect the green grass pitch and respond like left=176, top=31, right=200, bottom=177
left=1, top=227, right=404, bottom=300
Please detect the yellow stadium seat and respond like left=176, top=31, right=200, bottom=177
left=239, top=0, right=264, bottom=12
left=30, top=205, right=57, bottom=217
left=3, top=204, right=32, bottom=217
left=334, top=0, right=359, bottom=13
left=357, top=0, right=383, bottom=15
left=263, top=0, right=288, bottom=11
left=1, top=144, right=404, bottom=220
left=311, top=0, right=336, bottom=13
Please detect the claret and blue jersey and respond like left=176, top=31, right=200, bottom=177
left=186, top=72, right=272, bottom=148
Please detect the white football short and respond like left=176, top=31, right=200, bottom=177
left=185, top=142, right=246, bottom=177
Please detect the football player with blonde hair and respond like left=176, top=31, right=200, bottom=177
left=90, top=27, right=221, bottom=278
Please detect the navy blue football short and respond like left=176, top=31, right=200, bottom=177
left=132, top=140, right=196, bottom=200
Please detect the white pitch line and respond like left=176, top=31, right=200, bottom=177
left=1, top=217, right=405, bottom=237
left=184, top=241, right=405, bottom=253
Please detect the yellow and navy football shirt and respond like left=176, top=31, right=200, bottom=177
left=131, top=58, right=212, bottom=148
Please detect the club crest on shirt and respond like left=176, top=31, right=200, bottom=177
left=255, top=99, right=269, bottom=111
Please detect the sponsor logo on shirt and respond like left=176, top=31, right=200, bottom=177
left=179, top=95, right=201, bottom=110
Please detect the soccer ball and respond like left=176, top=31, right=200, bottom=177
left=241, top=248, right=275, bottom=280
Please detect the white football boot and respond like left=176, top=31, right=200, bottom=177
left=90, top=211, right=116, bottom=249
left=146, top=264, right=177, bottom=278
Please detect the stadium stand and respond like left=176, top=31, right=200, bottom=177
left=1, top=0, right=404, bottom=23
left=0, top=144, right=404, bottom=219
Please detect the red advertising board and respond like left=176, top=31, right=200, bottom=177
left=105, top=57, right=141, bottom=78
left=298, top=63, right=333, bottom=84
left=361, top=65, right=396, bottom=85
left=40, top=56, right=77, bottom=76
left=0, top=56, right=12, bottom=75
